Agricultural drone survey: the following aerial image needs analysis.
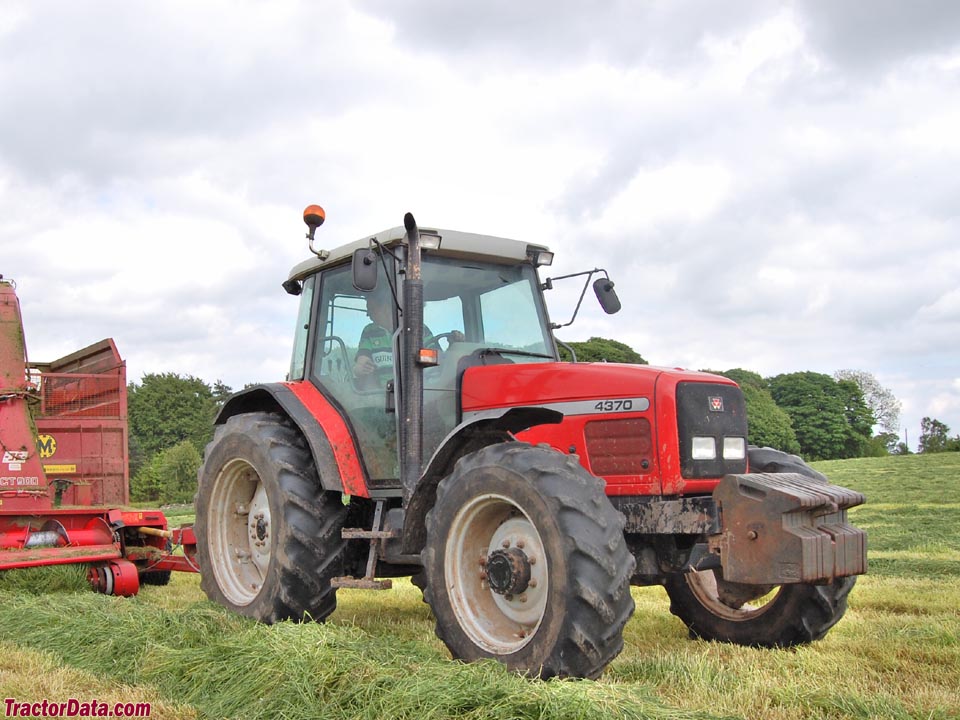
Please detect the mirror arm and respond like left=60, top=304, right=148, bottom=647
left=546, top=268, right=609, bottom=329
left=555, top=338, right=578, bottom=363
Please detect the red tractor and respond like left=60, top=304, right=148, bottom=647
left=195, top=208, right=866, bottom=679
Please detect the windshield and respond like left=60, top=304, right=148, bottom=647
left=421, top=256, right=555, bottom=357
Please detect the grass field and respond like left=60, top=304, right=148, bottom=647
left=1, top=453, right=957, bottom=719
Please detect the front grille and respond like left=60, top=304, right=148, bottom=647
left=676, top=382, right=748, bottom=479
left=584, top=417, right=653, bottom=475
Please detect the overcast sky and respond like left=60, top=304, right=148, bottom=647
left=2, top=1, right=958, bottom=448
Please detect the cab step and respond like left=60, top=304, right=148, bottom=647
left=330, top=499, right=393, bottom=591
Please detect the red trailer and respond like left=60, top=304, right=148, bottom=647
left=30, top=338, right=129, bottom=507
left=0, top=277, right=197, bottom=594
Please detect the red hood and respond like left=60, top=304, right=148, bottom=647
left=461, top=362, right=733, bottom=412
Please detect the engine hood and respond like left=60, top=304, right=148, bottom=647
left=460, top=361, right=734, bottom=414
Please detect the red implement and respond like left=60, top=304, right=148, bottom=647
left=0, top=278, right=197, bottom=594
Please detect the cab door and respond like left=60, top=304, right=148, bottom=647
left=308, top=263, right=400, bottom=488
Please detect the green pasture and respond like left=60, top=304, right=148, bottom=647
left=0, top=453, right=957, bottom=719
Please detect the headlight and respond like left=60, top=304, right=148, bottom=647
left=691, top=436, right=717, bottom=460
left=723, top=437, right=746, bottom=460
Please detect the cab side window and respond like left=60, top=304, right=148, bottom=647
left=311, top=264, right=399, bottom=483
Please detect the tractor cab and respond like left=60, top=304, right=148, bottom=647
left=285, top=224, right=559, bottom=490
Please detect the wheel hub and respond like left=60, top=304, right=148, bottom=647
left=254, top=516, right=268, bottom=542
left=485, top=547, right=531, bottom=596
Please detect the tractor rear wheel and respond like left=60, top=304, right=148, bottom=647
left=195, top=412, right=348, bottom=623
left=422, top=443, right=635, bottom=679
left=664, top=448, right=855, bottom=647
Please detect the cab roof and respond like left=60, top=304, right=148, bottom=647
left=287, top=225, right=550, bottom=282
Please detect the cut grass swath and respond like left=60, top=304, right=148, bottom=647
left=0, top=588, right=722, bottom=720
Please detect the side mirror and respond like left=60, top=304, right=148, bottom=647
left=352, top=248, right=379, bottom=291
left=593, top=277, right=621, bottom=314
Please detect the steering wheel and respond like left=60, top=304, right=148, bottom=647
left=425, top=331, right=463, bottom=352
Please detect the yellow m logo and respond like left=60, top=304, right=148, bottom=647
left=37, top=434, right=57, bottom=459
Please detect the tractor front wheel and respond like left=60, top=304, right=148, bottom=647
left=665, top=447, right=855, bottom=647
left=195, top=412, right=347, bottom=623
left=422, top=443, right=635, bottom=679
left=664, top=570, right=856, bottom=647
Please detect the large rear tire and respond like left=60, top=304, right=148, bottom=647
left=422, top=443, right=635, bottom=679
left=665, top=448, right=854, bottom=646
left=195, top=412, right=348, bottom=623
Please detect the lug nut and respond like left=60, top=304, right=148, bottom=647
left=505, top=593, right=514, bottom=601
left=519, top=594, right=527, bottom=603
left=502, top=539, right=511, bottom=548
left=479, top=572, right=488, bottom=580
left=516, top=539, right=525, bottom=549
left=479, top=557, right=487, bottom=566
left=528, top=556, right=537, bottom=565
left=528, top=579, right=537, bottom=588
left=747, top=530, right=758, bottom=540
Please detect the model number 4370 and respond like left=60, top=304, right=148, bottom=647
left=594, top=399, right=634, bottom=412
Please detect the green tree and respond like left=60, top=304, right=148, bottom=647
left=212, top=379, right=234, bottom=412
left=717, top=368, right=766, bottom=390
left=918, top=417, right=960, bottom=453
left=712, top=369, right=800, bottom=453
left=871, top=431, right=902, bottom=456
left=892, top=441, right=911, bottom=455
left=130, top=440, right=202, bottom=504
left=128, top=373, right=229, bottom=463
left=559, top=337, right=647, bottom=364
left=836, top=378, right=876, bottom=458
left=768, top=372, right=873, bottom=461
left=130, top=452, right=164, bottom=503
left=834, top=369, right=901, bottom=434
left=160, top=440, right=202, bottom=504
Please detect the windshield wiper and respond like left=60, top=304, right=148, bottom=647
left=480, top=348, right=555, bottom=360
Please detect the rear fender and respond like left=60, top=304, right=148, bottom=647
left=400, top=406, right=561, bottom=554
left=216, top=382, right=369, bottom=497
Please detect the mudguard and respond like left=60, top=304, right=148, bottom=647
left=400, top=406, right=562, bottom=554
left=216, top=382, right=369, bottom=497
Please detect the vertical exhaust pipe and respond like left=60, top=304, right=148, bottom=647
left=400, top=212, right=425, bottom=500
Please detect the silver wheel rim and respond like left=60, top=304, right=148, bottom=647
left=445, top=493, right=548, bottom=654
left=207, top=458, right=272, bottom=605
left=685, top=569, right=781, bottom=621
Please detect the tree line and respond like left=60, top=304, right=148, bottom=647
left=561, top=337, right=959, bottom=460
left=127, top=338, right=958, bottom=503
left=127, top=373, right=231, bottom=503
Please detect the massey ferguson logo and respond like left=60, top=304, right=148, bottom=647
left=709, top=396, right=724, bottom=412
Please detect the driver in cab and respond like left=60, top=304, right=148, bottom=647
left=353, top=287, right=462, bottom=388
